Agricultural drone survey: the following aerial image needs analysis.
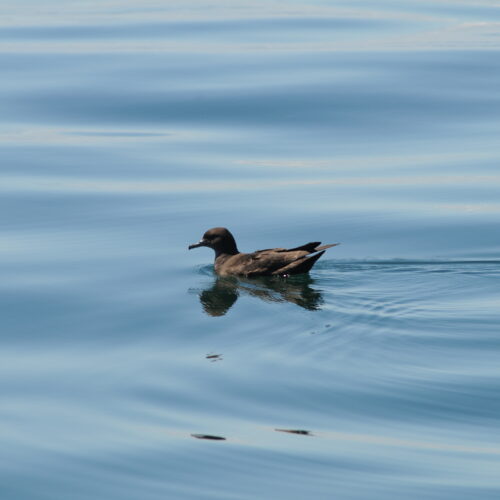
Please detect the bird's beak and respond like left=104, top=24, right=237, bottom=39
left=188, top=239, right=207, bottom=250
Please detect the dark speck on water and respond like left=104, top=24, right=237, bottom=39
left=275, top=429, right=313, bottom=436
left=191, top=434, right=227, bottom=441
left=206, top=353, right=223, bottom=362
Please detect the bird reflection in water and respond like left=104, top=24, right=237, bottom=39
left=196, top=274, right=324, bottom=317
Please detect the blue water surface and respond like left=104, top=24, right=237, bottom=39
left=1, top=1, right=500, bottom=499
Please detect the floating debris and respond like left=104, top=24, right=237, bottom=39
left=191, top=434, right=226, bottom=441
left=275, top=429, right=312, bottom=436
left=206, top=353, right=223, bottom=362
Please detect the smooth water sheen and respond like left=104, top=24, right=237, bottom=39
left=1, top=1, right=500, bottom=499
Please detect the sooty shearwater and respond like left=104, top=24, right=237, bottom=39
left=188, top=227, right=338, bottom=277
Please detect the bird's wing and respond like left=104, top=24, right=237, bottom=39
left=282, top=242, right=321, bottom=253
left=245, top=250, right=305, bottom=276
left=252, top=248, right=285, bottom=256
left=271, top=251, right=325, bottom=276
left=244, top=242, right=339, bottom=276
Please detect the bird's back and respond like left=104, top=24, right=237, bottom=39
left=215, top=242, right=338, bottom=277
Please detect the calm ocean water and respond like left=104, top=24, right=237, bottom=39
left=1, top=1, right=500, bottom=499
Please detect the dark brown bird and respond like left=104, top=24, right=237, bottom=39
left=188, top=227, right=338, bottom=277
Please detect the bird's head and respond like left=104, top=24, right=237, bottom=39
left=188, top=227, right=239, bottom=256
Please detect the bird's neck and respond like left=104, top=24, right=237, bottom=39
left=214, top=248, right=239, bottom=259
left=214, top=241, right=239, bottom=258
